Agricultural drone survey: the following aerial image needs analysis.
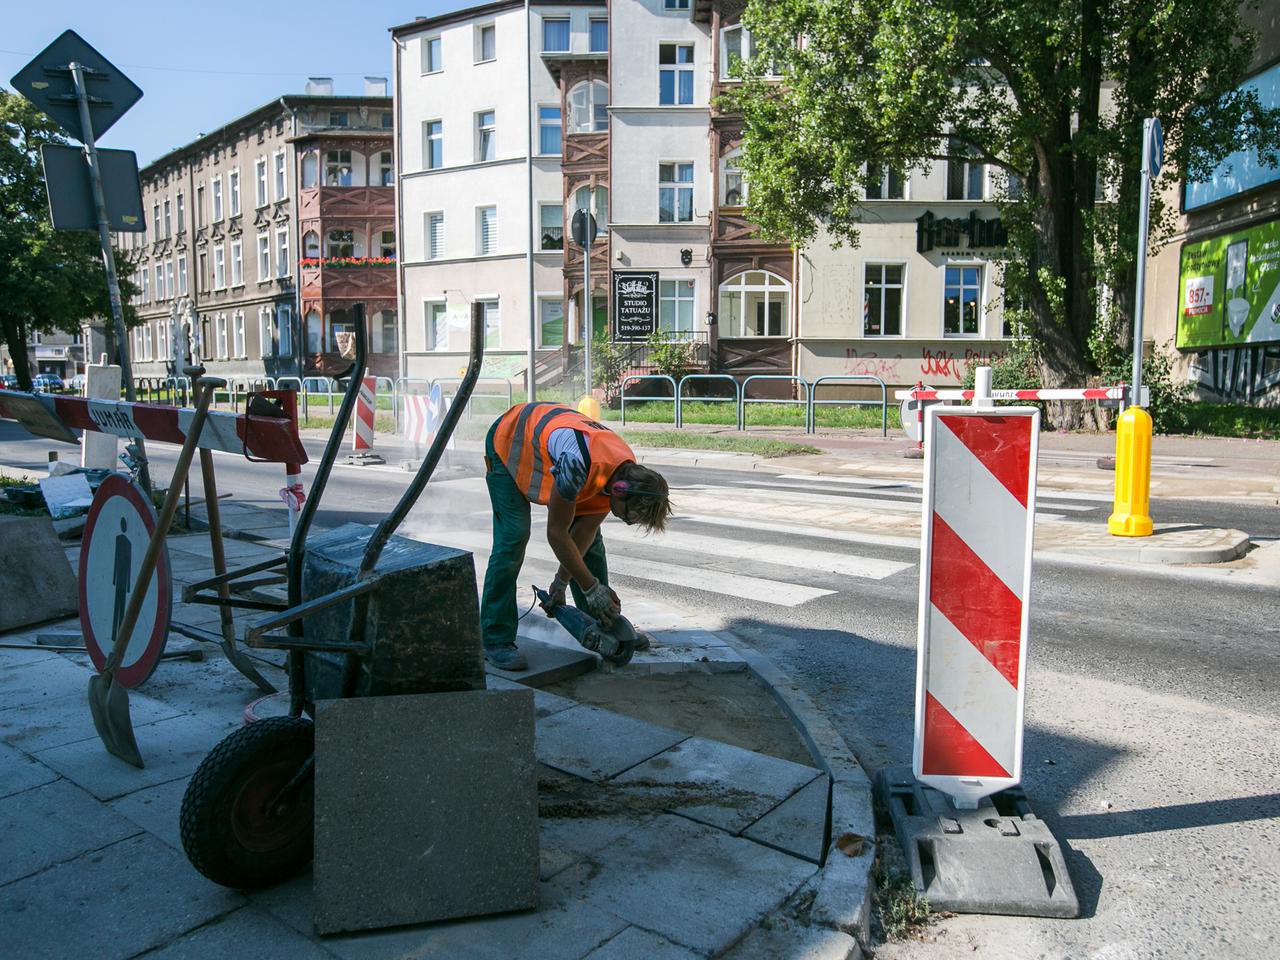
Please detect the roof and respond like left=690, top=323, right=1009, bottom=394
left=389, top=0, right=604, bottom=36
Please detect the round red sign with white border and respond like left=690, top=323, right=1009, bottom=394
left=79, top=474, right=172, bottom=688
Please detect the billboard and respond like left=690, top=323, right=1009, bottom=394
left=1176, top=217, right=1280, bottom=350
left=1184, top=62, right=1280, bottom=211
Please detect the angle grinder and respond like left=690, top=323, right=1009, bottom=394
left=532, top=585, right=636, bottom=666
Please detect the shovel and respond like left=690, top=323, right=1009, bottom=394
left=88, top=376, right=223, bottom=767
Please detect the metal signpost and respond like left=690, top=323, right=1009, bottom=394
left=571, top=207, right=599, bottom=405
left=1132, top=116, right=1163, bottom=397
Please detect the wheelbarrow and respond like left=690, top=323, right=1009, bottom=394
left=179, top=304, right=487, bottom=890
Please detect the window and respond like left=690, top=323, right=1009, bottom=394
left=277, top=305, right=293, bottom=356
left=143, top=324, right=153, bottom=361
left=152, top=202, right=161, bottom=237
left=590, top=19, right=608, bottom=52
left=659, top=280, right=695, bottom=335
left=659, top=44, right=694, bottom=105
left=866, top=165, right=906, bottom=200
left=722, top=151, right=747, bottom=206
left=539, top=298, right=565, bottom=346
left=665, top=0, right=690, bottom=8
left=178, top=257, right=188, bottom=296
left=165, top=260, right=175, bottom=300
left=233, top=312, right=246, bottom=357
left=302, top=152, right=318, bottom=188
left=379, top=151, right=394, bottom=186
left=539, top=204, right=563, bottom=250
left=543, top=18, right=570, bottom=52
left=329, top=111, right=349, bottom=127
left=230, top=240, right=243, bottom=285
left=538, top=106, right=562, bottom=155
left=255, top=157, right=268, bottom=206
left=947, top=138, right=986, bottom=200
left=568, top=81, right=608, bottom=133
left=212, top=176, right=224, bottom=221
left=140, top=268, right=149, bottom=302
left=176, top=192, right=185, bottom=233
left=303, top=231, right=320, bottom=258
left=573, top=186, right=608, bottom=234
left=326, top=230, right=355, bottom=259
left=479, top=299, right=499, bottom=348
left=197, top=252, right=207, bottom=290
left=258, top=232, right=271, bottom=279
left=153, top=264, right=163, bottom=300
left=216, top=314, right=228, bottom=358
left=381, top=111, right=393, bottom=129
left=658, top=162, right=694, bottom=222
left=721, top=25, right=779, bottom=79
left=863, top=264, right=904, bottom=336
left=477, top=206, right=497, bottom=255
left=718, top=270, right=791, bottom=337
left=476, top=110, right=496, bottom=162
left=274, top=151, right=287, bottom=198
left=422, top=35, right=442, bottom=73
left=425, top=302, right=448, bottom=351
left=276, top=228, right=289, bottom=277
left=943, top=265, right=983, bottom=336
left=426, top=212, right=444, bottom=260
left=306, top=310, right=322, bottom=353
left=372, top=310, right=398, bottom=354
left=196, top=185, right=205, bottom=227
left=163, top=198, right=172, bottom=237
left=325, top=150, right=353, bottom=186
left=379, top=229, right=396, bottom=258
left=475, top=23, right=496, bottom=62
left=259, top=308, right=274, bottom=358
left=229, top=170, right=240, bottom=215
left=424, top=120, right=443, bottom=169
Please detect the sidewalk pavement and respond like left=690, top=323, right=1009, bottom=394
left=0, top=514, right=873, bottom=960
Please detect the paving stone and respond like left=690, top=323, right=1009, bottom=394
left=0, top=640, right=62, bottom=667
left=539, top=814, right=653, bottom=881
left=613, top=737, right=822, bottom=833
left=35, top=712, right=226, bottom=801
left=108, top=776, right=189, bottom=850
left=0, top=832, right=244, bottom=960
left=488, top=636, right=597, bottom=688
left=550, top=814, right=817, bottom=957
left=742, top=775, right=830, bottom=864
left=312, top=690, right=539, bottom=935
left=0, top=777, right=141, bottom=885
left=0, top=740, right=57, bottom=798
left=0, top=654, right=93, bottom=710
left=486, top=674, right=576, bottom=718
left=0, top=516, right=78, bottom=632
left=721, top=922, right=861, bottom=960
left=141, top=906, right=334, bottom=960
left=536, top=704, right=687, bottom=781
left=0, top=688, right=183, bottom=752
left=583, top=925, right=702, bottom=959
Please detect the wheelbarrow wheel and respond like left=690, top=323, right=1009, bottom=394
left=180, top=716, right=314, bottom=889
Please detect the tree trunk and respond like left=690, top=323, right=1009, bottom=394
left=1, top=316, right=34, bottom=390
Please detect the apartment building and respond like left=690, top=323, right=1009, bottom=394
left=125, top=83, right=396, bottom=383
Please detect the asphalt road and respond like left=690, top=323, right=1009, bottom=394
left=3, top=421, right=1278, bottom=958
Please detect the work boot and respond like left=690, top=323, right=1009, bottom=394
left=484, top=644, right=528, bottom=671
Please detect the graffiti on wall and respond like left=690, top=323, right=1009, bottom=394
left=1188, top=345, right=1280, bottom=404
left=844, top=346, right=1008, bottom=384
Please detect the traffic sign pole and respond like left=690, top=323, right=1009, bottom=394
left=1132, top=117, right=1160, bottom=399
left=70, top=59, right=151, bottom=494
left=582, top=205, right=592, bottom=406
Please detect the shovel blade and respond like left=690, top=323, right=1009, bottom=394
left=87, top=674, right=145, bottom=768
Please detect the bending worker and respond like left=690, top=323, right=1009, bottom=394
left=482, top=401, right=672, bottom=670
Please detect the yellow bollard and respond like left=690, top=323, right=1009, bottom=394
left=577, top=395, right=603, bottom=420
left=1108, top=405, right=1154, bottom=537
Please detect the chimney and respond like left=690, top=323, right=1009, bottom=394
left=364, top=76, right=389, bottom=97
left=306, top=76, right=334, bottom=96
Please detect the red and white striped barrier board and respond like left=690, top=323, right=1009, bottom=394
left=895, top=386, right=1127, bottom=402
left=0, top=391, right=307, bottom=465
left=403, top=383, right=454, bottom=451
left=914, top=406, right=1039, bottom=809
left=353, top=376, right=376, bottom=452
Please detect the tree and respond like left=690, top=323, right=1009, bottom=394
left=0, top=89, right=139, bottom=390
left=729, top=0, right=1280, bottom=426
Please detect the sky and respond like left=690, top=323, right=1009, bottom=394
left=2, top=1, right=471, bottom=165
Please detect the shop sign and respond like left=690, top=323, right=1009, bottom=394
left=612, top=271, right=658, bottom=341
left=916, top=210, right=1007, bottom=253
left=1176, top=217, right=1280, bottom=349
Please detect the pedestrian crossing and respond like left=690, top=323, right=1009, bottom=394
left=773, top=474, right=1105, bottom=513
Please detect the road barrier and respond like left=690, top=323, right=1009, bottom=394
left=739, top=375, right=811, bottom=431
left=807, top=375, right=888, bottom=437
left=353, top=376, right=377, bottom=454
left=676, top=374, right=739, bottom=431
left=619, top=374, right=678, bottom=426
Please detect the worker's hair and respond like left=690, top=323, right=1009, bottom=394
left=617, top=462, right=672, bottom=534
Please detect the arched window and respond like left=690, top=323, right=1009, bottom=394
left=572, top=185, right=609, bottom=235
left=305, top=310, right=323, bottom=353
left=303, top=231, right=321, bottom=258
left=568, top=80, right=608, bottom=134
left=718, top=270, right=791, bottom=338
left=721, top=148, right=748, bottom=207
left=301, top=152, right=318, bottom=189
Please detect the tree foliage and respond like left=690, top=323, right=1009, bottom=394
left=728, top=0, right=1280, bottom=425
left=0, top=88, right=139, bottom=389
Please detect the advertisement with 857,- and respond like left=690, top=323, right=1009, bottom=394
left=1176, top=217, right=1280, bottom=350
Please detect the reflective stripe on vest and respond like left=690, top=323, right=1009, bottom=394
left=493, top=402, right=634, bottom=509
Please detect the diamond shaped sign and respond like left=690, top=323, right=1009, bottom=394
left=10, top=30, right=142, bottom=144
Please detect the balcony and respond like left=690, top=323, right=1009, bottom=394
left=298, top=185, right=395, bottom=222
left=299, top=257, right=397, bottom=300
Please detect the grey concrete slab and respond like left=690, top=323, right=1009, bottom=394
left=141, top=906, right=335, bottom=960
left=721, top=922, right=861, bottom=960
left=312, top=690, right=539, bottom=935
left=0, top=833, right=244, bottom=960
left=0, top=516, right=78, bottom=632
left=0, top=740, right=57, bottom=798
left=613, top=737, right=822, bottom=834
left=552, top=814, right=817, bottom=957
left=133, top=647, right=282, bottom=736
left=0, top=777, right=141, bottom=884
left=583, top=926, right=702, bottom=960
left=35, top=712, right=226, bottom=801
left=0, top=654, right=92, bottom=710
left=486, top=674, right=576, bottom=718
left=0, top=688, right=183, bottom=752
left=0, top=640, right=62, bottom=667
left=108, top=775, right=189, bottom=850
left=487, top=636, right=597, bottom=688
left=536, top=705, right=687, bottom=782
left=539, top=814, right=652, bottom=882
left=742, top=775, right=830, bottom=864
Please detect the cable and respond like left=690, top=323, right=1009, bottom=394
left=516, top=587, right=541, bottom=623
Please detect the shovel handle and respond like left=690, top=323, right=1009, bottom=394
left=101, top=377, right=224, bottom=677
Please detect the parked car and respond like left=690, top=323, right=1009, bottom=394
left=0, top=375, right=17, bottom=390
left=32, top=374, right=65, bottom=393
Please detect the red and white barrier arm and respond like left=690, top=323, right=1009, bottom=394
left=894, top=386, right=1128, bottom=402
left=0, top=391, right=308, bottom=465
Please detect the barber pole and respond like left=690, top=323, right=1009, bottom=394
left=914, top=403, right=1039, bottom=809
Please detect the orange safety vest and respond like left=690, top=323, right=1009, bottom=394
left=493, top=403, right=635, bottom=513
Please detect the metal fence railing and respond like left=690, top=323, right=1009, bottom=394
left=807, top=375, right=888, bottom=437
left=619, top=375, right=678, bottom=426
left=676, top=374, right=739, bottom=431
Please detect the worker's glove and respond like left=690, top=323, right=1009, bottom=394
left=541, top=576, right=569, bottom=616
left=583, top=581, right=621, bottom=627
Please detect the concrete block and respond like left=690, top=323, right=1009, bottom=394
left=0, top=517, right=78, bottom=632
left=0, top=832, right=244, bottom=960
left=141, top=906, right=333, bottom=960
left=487, top=636, right=597, bottom=688
left=0, top=688, right=183, bottom=752
left=614, top=737, right=822, bottom=833
left=809, top=841, right=876, bottom=942
left=535, top=704, right=687, bottom=781
left=0, top=741, right=57, bottom=798
left=722, top=922, right=862, bottom=960
left=313, top=690, right=539, bottom=935
left=551, top=814, right=817, bottom=957
left=829, top=779, right=876, bottom=848
left=108, top=776, right=190, bottom=850
left=0, top=778, right=140, bottom=885
left=743, top=774, right=830, bottom=864
left=584, top=926, right=702, bottom=960
left=486, top=674, right=576, bottom=718
left=35, top=712, right=226, bottom=801
left=0, top=651, right=92, bottom=709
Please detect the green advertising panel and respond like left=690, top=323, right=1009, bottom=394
left=1176, top=218, right=1280, bottom=349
